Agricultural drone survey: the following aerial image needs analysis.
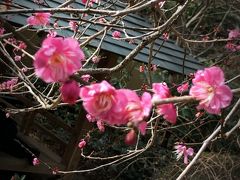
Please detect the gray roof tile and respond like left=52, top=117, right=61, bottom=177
left=2, top=0, right=203, bottom=74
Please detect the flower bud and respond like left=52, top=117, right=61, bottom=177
left=78, top=139, right=86, bottom=149
left=125, top=129, right=137, bottom=146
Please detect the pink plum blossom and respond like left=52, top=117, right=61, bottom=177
left=79, top=81, right=128, bottom=125
left=177, top=82, right=189, bottom=94
left=60, top=80, right=80, bottom=104
left=98, top=17, right=106, bottom=23
left=152, top=82, right=170, bottom=98
left=174, top=144, right=194, bottom=164
left=228, top=29, right=240, bottom=39
left=21, top=67, right=28, bottom=73
left=139, top=65, right=145, bottom=72
left=14, top=41, right=27, bottom=52
left=112, top=31, right=121, bottom=39
left=157, top=103, right=177, bottom=124
left=154, top=0, right=165, bottom=8
left=128, top=39, right=135, bottom=44
left=236, top=45, right=240, bottom=51
left=78, top=139, right=86, bottom=149
left=82, top=0, right=92, bottom=6
left=81, top=74, right=91, bottom=82
left=92, top=55, right=100, bottom=63
left=225, top=42, right=237, bottom=52
left=32, top=157, right=40, bottom=166
left=53, top=21, right=58, bottom=28
left=52, top=167, right=59, bottom=175
left=152, top=83, right=177, bottom=124
left=138, top=121, right=147, bottom=135
left=47, top=30, right=57, bottom=37
left=189, top=66, right=233, bottom=114
left=82, top=0, right=99, bottom=6
left=0, top=28, right=5, bottom=35
left=125, top=129, right=137, bottom=145
left=158, top=1, right=166, bottom=8
left=120, top=90, right=152, bottom=127
left=14, top=55, right=21, bottom=61
left=119, top=90, right=152, bottom=134
left=141, top=84, right=148, bottom=91
left=11, top=78, right=18, bottom=84
left=202, top=35, right=209, bottom=41
left=27, top=12, right=51, bottom=26
left=69, top=21, right=78, bottom=31
left=162, top=32, right=169, bottom=41
left=34, top=37, right=85, bottom=83
left=7, top=37, right=17, bottom=45
left=97, top=120, right=105, bottom=132
left=80, top=81, right=152, bottom=130
left=18, top=41, right=27, bottom=50
left=151, top=64, right=157, bottom=71
left=6, top=112, right=10, bottom=118
left=86, top=113, right=97, bottom=122
left=0, top=78, right=18, bottom=91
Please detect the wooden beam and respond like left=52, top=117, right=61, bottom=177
left=34, top=122, right=67, bottom=146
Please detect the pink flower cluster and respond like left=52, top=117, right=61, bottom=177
left=0, top=78, right=18, bottom=91
left=174, top=144, right=194, bottom=164
left=34, top=36, right=85, bottom=83
left=69, top=21, right=78, bottom=31
left=112, top=31, right=121, bottom=39
left=79, top=81, right=152, bottom=134
left=139, top=64, right=157, bottom=72
left=11, top=41, right=27, bottom=61
left=27, top=12, right=51, bottom=26
left=5, top=38, right=27, bottom=54
left=18, top=41, right=27, bottom=50
left=152, top=83, right=177, bottom=124
left=225, top=29, right=240, bottom=52
left=177, top=82, right=189, bottom=94
left=190, top=66, right=232, bottom=114
left=82, top=0, right=99, bottom=6
left=228, top=29, right=240, bottom=40
left=34, top=36, right=85, bottom=104
left=225, top=42, right=240, bottom=52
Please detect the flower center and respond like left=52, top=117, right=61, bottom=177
left=207, top=86, right=214, bottom=93
left=126, top=103, right=142, bottom=121
left=50, top=54, right=64, bottom=65
left=96, top=94, right=114, bottom=112
left=36, top=15, right=46, bottom=24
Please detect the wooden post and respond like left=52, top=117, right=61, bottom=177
left=62, top=106, right=92, bottom=180
left=62, top=51, right=119, bottom=180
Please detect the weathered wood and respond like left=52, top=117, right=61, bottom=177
left=62, top=108, right=92, bottom=180
left=20, top=111, right=36, bottom=135
left=18, top=133, right=63, bottom=164
left=37, top=110, right=73, bottom=133
left=34, top=121, right=67, bottom=146
left=0, top=133, right=65, bottom=175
